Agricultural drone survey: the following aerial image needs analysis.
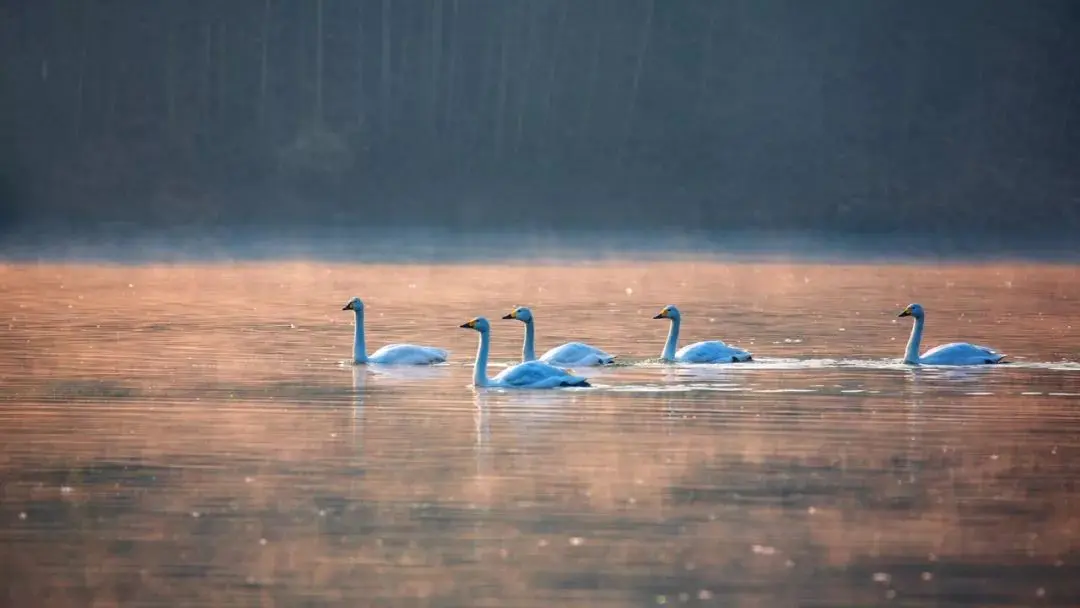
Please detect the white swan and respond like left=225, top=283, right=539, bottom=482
left=898, top=303, right=1005, bottom=365
left=459, top=317, right=590, bottom=388
left=342, top=297, right=448, bottom=365
left=653, top=305, right=753, bottom=363
left=501, top=306, right=615, bottom=366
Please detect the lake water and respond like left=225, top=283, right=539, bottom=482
left=2, top=261, right=1079, bottom=607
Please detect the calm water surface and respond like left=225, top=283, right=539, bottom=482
left=2, top=262, right=1079, bottom=607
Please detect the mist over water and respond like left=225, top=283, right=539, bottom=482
left=3, top=227, right=1079, bottom=265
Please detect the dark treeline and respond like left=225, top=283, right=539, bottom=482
left=1, top=0, right=1078, bottom=239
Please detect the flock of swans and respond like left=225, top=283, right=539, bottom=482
left=342, top=297, right=1006, bottom=389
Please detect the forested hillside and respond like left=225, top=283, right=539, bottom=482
left=1, top=0, right=1077, bottom=239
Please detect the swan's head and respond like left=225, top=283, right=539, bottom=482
left=459, top=317, right=491, bottom=333
left=652, top=305, right=681, bottom=320
left=898, top=303, right=925, bottom=319
left=501, top=306, right=534, bottom=322
left=342, top=297, right=365, bottom=312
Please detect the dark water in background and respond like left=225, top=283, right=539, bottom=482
left=2, top=261, right=1079, bottom=607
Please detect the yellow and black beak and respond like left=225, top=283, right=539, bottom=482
left=342, top=302, right=353, bottom=311
left=898, top=309, right=912, bottom=318
left=501, top=312, right=515, bottom=320
left=653, top=310, right=667, bottom=319
left=459, top=319, right=477, bottom=329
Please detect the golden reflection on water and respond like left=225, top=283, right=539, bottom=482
left=1, top=262, right=1079, bottom=607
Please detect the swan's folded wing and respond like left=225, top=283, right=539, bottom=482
left=494, top=361, right=571, bottom=386
left=676, top=340, right=751, bottom=363
left=422, top=346, right=450, bottom=361
left=370, top=343, right=447, bottom=364
left=920, top=342, right=1005, bottom=364
left=540, top=342, right=615, bottom=366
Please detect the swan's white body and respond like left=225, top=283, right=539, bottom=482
left=653, top=305, right=752, bottom=363
left=461, top=317, right=590, bottom=388
left=503, top=307, right=615, bottom=367
left=490, top=360, right=590, bottom=388
left=898, top=303, right=1005, bottom=365
left=540, top=342, right=615, bottom=367
left=672, top=340, right=753, bottom=363
left=365, top=343, right=448, bottom=365
left=342, top=297, right=448, bottom=365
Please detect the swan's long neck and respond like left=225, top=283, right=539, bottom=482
left=904, top=315, right=924, bottom=364
left=662, top=317, right=681, bottom=361
left=352, top=310, right=368, bottom=364
left=473, top=330, right=491, bottom=387
left=521, top=320, right=537, bottom=361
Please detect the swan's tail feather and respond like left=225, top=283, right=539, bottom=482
left=562, top=378, right=591, bottom=387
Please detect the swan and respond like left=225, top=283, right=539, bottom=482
left=898, top=303, right=1005, bottom=365
left=341, top=297, right=448, bottom=365
left=459, top=317, right=590, bottom=388
left=501, top=306, right=615, bottom=366
left=653, top=305, right=753, bottom=363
